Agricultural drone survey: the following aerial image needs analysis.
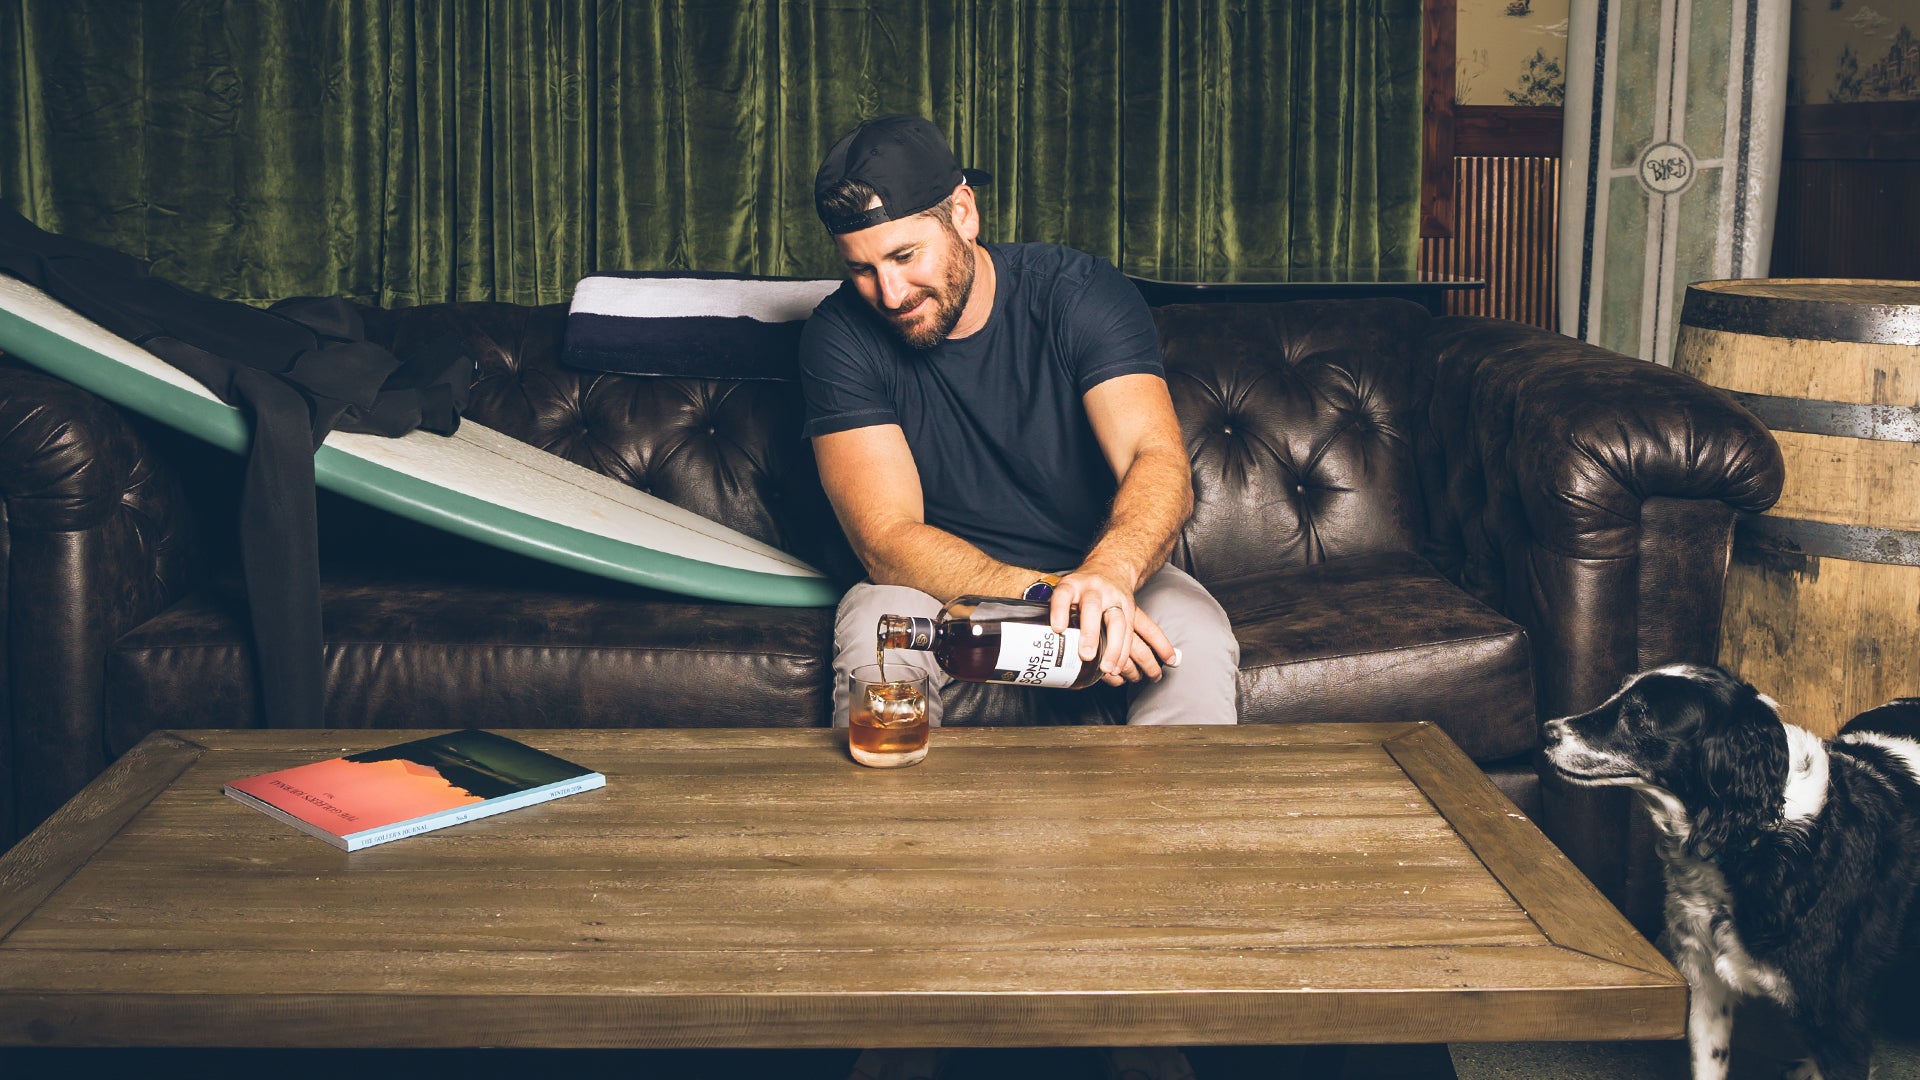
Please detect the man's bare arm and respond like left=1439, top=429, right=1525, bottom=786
left=1081, top=374, right=1194, bottom=588
left=811, top=423, right=1040, bottom=601
left=1047, top=372, right=1194, bottom=680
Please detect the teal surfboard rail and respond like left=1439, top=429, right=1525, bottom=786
left=0, top=297, right=842, bottom=608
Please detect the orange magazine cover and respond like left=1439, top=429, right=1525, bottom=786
left=225, top=729, right=604, bottom=850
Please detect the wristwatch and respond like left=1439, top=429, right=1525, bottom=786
left=1022, top=573, right=1062, bottom=602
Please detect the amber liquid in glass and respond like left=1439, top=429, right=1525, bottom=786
left=850, top=680, right=929, bottom=767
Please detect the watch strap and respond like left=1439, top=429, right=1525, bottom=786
left=1022, top=573, right=1062, bottom=602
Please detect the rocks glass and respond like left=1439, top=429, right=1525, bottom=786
left=848, top=665, right=929, bottom=768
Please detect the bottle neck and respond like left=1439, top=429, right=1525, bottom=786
left=877, top=614, right=937, bottom=650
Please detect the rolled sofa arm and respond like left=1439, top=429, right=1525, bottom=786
left=1423, top=317, right=1784, bottom=717
left=1422, top=317, right=1785, bottom=932
left=0, top=360, right=201, bottom=845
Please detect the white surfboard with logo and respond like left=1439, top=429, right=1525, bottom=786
left=1558, top=0, right=1790, bottom=365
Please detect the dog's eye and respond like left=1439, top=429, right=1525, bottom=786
left=1623, top=700, right=1648, bottom=728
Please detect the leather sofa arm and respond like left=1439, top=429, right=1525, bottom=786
left=0, top=360, right=201, bottom=843
left=1422, top=317, right=1785, bottom=719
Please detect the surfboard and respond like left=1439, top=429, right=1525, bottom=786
left=0, top=275, right=841, bottom=607
left=1558, top=0, right=1790, bottom=365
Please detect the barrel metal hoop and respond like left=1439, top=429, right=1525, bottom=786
left=1681, top=288, right=1920, bottom=346
left=1724, top=390, right=1920, bottom=442
left=1736, top=515, right=1920, bottom=567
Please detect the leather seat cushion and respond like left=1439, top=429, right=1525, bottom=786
left=105, top=573, right=833, bottom=758
left=1215, top=552, right=1536, bottom=761
left=105, top=555, right=1535, bottom=762
left=936, top=553, right=1540, bottom=757
left=1482, top=753, right=1543, bottom=821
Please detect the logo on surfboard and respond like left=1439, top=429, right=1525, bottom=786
left=1636, top=141, right=1697, bottom=196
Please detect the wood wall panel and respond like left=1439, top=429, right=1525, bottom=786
left=1419, top=156, right=1560, bottom=328
left=1421, top=0, right=1458, bottom=238
left=1769, top=102, right=1920, bottom=281
left=1414, top=103, right=1917, bottom=333
left=1454, top=105, right=1564, bottom=158
left=1770, top=159, right=1920, bottom=280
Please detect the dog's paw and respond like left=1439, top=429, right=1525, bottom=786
left=1783, top=1057, right=1824, bottom=1080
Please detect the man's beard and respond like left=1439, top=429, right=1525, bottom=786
left=883, top=229, right=977, bottom=350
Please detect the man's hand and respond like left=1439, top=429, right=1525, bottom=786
left=1048, top=568, right=1179, bottom=685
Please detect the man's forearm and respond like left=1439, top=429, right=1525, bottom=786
left=863, top=444, right=1191, bottom=601
left=1078, top=445, right=1194, bottom=589
left=814, top=424, right=1043, bottom=602
left=857, top=521, right=1039, bottom=602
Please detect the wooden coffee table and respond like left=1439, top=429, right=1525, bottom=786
left=0, top=724, right=1683, bottom=1049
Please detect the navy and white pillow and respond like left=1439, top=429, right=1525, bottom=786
left=562, top=270, right=842, bottom=381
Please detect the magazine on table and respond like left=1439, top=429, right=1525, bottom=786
left=224, top=729, right=605, bottom=850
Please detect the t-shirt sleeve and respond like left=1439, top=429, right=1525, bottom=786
left=798, top=298, right=899, bottom=439
left=1063, top=257, right=1166, bottom=394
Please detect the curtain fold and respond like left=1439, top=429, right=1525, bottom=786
left=1, top=0, right=1423, bottom=306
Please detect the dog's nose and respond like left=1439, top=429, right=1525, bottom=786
left=1541, top=719, right=1568, bottom=745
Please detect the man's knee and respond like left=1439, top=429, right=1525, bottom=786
left=1139, top=568, right=1237, bottom=657
left=1130, top=567, right=1239, bottom=725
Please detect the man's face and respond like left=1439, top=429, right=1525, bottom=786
left=833, top=208, right=977, bottom=350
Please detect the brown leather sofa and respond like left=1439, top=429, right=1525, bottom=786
left=0, top=295, right=1783, bottom=932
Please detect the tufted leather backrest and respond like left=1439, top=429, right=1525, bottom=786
left=1156, top=300, right=1436, bottom=587
left=359, top=297, right=1438, bottom=593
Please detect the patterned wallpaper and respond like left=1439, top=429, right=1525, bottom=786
left=1790, top=0, right=1920, bottom=103
left=1455, top=0, right=1920, bottom=106
left=1457, top=0, right=1571, bottom=106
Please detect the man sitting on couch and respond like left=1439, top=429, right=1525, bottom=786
left=799, top=114, right=1239, bottom=730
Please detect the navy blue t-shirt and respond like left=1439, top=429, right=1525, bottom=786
left=798, top=242, right=1165, bottom=570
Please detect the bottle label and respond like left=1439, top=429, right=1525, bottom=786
left=995, top=624, right=1083, bottom=687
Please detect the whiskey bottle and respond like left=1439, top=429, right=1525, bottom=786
left=876, top=595, right=1102, bottom=690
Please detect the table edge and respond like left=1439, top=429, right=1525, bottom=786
left=1385, top=725, right=1680, bottom=983
left=0, top=731, right=207, bottom=940
left=0, top=969, right=1685, bottom=1048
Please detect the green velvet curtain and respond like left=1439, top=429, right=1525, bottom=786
left=0, top=0, right=1423, bottom=306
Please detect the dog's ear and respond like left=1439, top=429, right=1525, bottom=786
left=1688, top=689, right=1787, bottom=859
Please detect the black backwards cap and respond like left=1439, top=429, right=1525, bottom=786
left=814, top=115, right=992, bottom=236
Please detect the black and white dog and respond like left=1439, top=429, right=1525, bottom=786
left=1542, top=663, right=1920, bottom=1080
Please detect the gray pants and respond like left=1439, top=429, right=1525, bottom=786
left=831, top=564, right=1239, bottom=727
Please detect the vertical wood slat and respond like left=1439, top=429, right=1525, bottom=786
left=1419, top=156, right=1560, bottom=330
left=1770, top=159, right=1920, bottom=281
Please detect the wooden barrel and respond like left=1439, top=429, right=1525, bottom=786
left=1674, top=279, right=1920, bottom=737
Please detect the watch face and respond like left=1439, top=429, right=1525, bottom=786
left=1023, top=581, right=1054, bottom=602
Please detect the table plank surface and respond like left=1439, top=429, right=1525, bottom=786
left=0, top=724, right=1684, bottom=1049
